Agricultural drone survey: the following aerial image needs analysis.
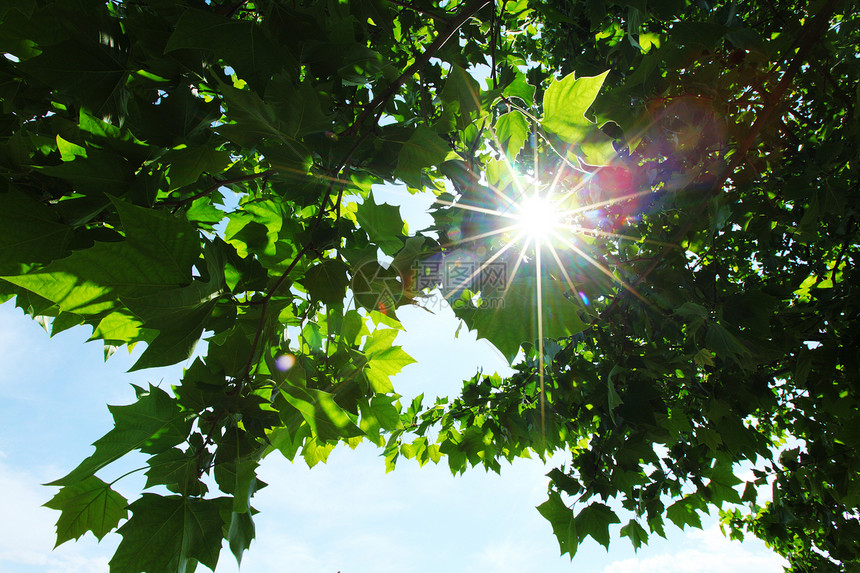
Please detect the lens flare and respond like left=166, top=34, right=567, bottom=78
left=447, top=225, right=462, bottom=242
left=275, top=353, right=296, bottom=372
left=578, top=291, right=590, bottom=306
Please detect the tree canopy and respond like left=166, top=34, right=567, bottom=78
left=1, top=0, right=859, bottom=570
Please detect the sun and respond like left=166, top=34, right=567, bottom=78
left=516, top=194, right=561, bottom=240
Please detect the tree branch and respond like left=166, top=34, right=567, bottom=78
left=340, top=0, right=491, bottom=137
left=235, top=242, right=312, bottom=393
left=596, top=0, right=843, bottom=321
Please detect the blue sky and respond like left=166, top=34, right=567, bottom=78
left=0, top=186, right=789, bottom=572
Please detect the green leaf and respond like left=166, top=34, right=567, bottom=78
left=370, top=395, right=401, bottom=431
left=91, top=310, right=144, bottom=345
left=694, top=348, right=716, bottom=367
left=124, top=248, right=224, bottom=370
left=110, top=494, right=230, bottom=573
left=50, top=311, right=84, bottom=337
left=441, top=64, right=482, bottom=125
left=0, top=189, right=71, bottom=274
left=541, top=70, right=616, bottom=163
left=56, top=135, right=86, bottom=161
left=502, top=71, right=535, bottom=106
left=355, top=194, right=406, bottom=256
left=495, top=110, right=529, bottom=160
left=166, top=8, right=285, bottom=88
left=607, top=366, right=624, bottom=423
left=340, top=309, right=370, bottom=346
left=161, top=145, right=231, bottom=191
left=301, top=259, right=350, bottom=307
left=226, top=511, right=255, bottom=566
left=362, top=328, right=415, bottom=393
left=280, top=386, right=364, bottom=442
left=676, top=302, right=708, bottom=320
left=214, top=428, right=265, bottom=513
left=38, top=148, right=135, bottom=199
left=705, top=322, right=750, bottom=363
left=44, top=476, right=128, bottom=547
left=666, top=496, right=704, bottom=530
left=453, top=266, right=588, bottom=363
left=50, top=385, right=192, bottom=486
left=620, top=519, right=648, bottom=551
left=0, top=0, right=35, bottom=19
left=144, top=448, right=208, bottom=497
left=301, top=436, right=335, bottom=468
left=394, top=125, right=451, bottom=189
left=547, top=468, right=581, bottom=496
left=708, top=463, right=743, bottom=506
left=215, top=79, right=313, bottom=162
left=536, top=491, right=578, bottom=558
left=542, top=70, right=608, bottom=139
left=78, top=109, right=148, bottom=161
left=574, top=502, right=620, bottom=549
left=18, top=38, right=128, bottom=120
left=4, top=200, right=199, bottom=315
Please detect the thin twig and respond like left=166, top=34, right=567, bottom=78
left=313, top=130, right=373, bottom=227
left=384, top=0, right=451, bottom=24
left=158, top=169, right=275, bottom=207
left=490, top=1, right=500, bottom=90
left=831, top=217, right=855, bottom=283
left=340, top=0, right=491, bottom=137
left=236, top=243, right=312, bottom=393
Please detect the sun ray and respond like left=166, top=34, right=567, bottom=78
left=551, top=232, right=654, bottom=308
left=535, top=235, right=546, bottom=435
left=433, top=198, right=520, bottom=220
left=442, top=232, right=526, bottom=302
left=545, top=242, right=590, bottom=313
left=488, top=122, right=530, bottom=202
left=530, top=124, right=548, bottom=438
left=558, top=189, right=654, bottom=218
left=570, top=225, right=680, bottom=248
left=483, top=177, right=523, bottom=210
left=429, top=130, right=665, bottom=441
left=499, top=234, right=533, bottom=299
left=442, top=224, right=520, bottom=247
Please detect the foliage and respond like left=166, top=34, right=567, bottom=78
left=1, top=0, right=859, bottom=571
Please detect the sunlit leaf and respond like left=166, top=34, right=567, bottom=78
left=44, top=476, right=128, bottom=546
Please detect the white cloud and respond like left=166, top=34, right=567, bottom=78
left=0, top=456, right=114, bottom=573
left=600, top=524, right=787, bottom=573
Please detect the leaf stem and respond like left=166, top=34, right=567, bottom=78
left=109, top=466, right=146, bottom=487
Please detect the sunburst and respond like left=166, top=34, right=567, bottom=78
left=516, top=194, right=562, bottom=239
left=432, top=138, right=660, bottom=433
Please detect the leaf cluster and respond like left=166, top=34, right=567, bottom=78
left=1, top=0, right=859, bottom=571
